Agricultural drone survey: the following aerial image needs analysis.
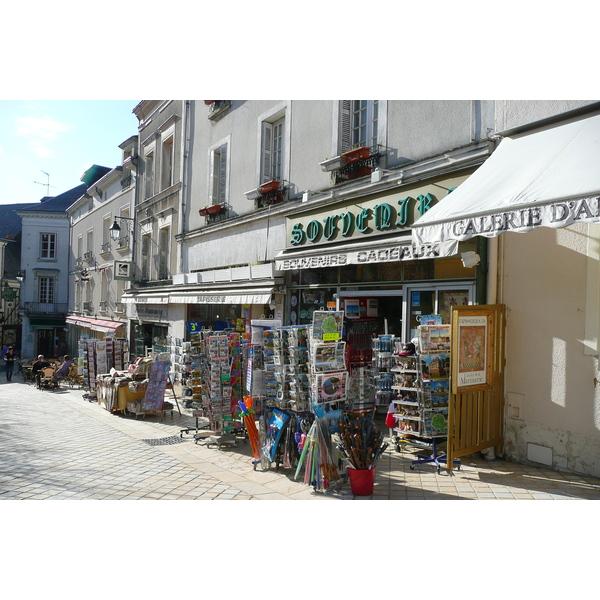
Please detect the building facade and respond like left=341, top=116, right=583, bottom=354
left=65, top=137, right=138, bottom=348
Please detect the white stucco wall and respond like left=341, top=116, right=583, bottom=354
left=502, top=224, right=600, bottom=476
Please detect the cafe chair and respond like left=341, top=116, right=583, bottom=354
left=64, top=365, right=83, bottom=389
left=38, top=367, right=59, bottom=391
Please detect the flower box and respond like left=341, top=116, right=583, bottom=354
left=342, top=146, right=371, bottom=164
left=259, top=180, right=280, bottom=195
left=199, top=204, right=223, bottom=216
left=319, top=155, right=344, bottom=172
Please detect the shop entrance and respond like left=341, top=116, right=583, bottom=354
left=339, top=283, right=475, bottom=363
left=36, top=328, right=55, bottom=359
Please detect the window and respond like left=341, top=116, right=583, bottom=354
left=75, top=280, right=82, bottom=311
left=161, top=136, right=174, bottom=189
left=40, top=233, right=56, bottom=259
left=77, top=235, right=83, bottom=262
left=341, top=100, right=379, bottom=151
left=38, top=276, right=55, bottom=304
left=100, top=270, right=108, bottom=306
left=210, top=143, right=228, bottom=205
left=158, top=227, right=170, bottom=280
left=145, top=150, right=154, bottom=198
left=261, top=117, right=284, bottom=183
left=141, top=234, right=151, bottom=280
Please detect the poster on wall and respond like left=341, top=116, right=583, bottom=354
left=451, top=308, right=494, bottom=393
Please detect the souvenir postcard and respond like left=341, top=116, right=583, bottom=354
left=312, top=341, right=346, bottom=371
left=420, top=353, right=450, bottom=380
left=312, top=311, right=344, bottom=342
left=424, top=410, right=449, bottom=436
left=314, top=371, right=348, bottom=403
left=418, top=324, right=451, bottom=353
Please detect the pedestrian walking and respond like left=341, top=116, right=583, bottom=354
left=3, top=346, right=18, bottom=381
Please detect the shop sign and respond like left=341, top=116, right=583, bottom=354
left=285, top=173, right=469, bottom=249
left=448, top=196, right=600, bottom=239
left=136, top=305, right=165, bottom=321
left=276, top=240, right=459, bottom=270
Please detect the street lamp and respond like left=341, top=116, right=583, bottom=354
left=109, top=216, right=134, bottom=241
left=16, top=270, right=25, bottom=281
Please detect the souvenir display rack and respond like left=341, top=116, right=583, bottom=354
left=78, top=336, right=129, bottom=399
left=386, top=324, right=461, bottom=472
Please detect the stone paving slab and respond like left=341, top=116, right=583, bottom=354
left=2, top=375, right=600, bottom=501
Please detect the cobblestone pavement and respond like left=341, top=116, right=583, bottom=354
left=2, top=374, right=600, bottom=500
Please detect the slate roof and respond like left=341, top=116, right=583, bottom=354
left=0, top=202, right=37, bottom=239
left=17, top=183, right=88, bottom=215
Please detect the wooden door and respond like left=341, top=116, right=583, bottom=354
left=446, top=304, right=505, bottom=470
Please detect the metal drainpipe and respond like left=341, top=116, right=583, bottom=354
left=179, top=100, right=191, bottom=275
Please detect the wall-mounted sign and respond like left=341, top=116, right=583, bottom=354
left=114, top=260, right=133, bottom=281
left=276, top=240, right=459, bottom=270
left=285, top=172, right=469, bottom=249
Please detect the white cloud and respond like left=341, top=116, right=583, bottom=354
left=15, top=116, right=69, bottom=158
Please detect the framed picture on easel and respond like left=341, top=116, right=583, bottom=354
left=451, top=307, right=494, bottom=393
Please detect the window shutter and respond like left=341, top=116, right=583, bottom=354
left=261, top=122, right=273, bottom=183
left=158, top=228, right=169, bottom=279
left=340, top=100, right=352, bottom=153
left=209, top=148, right=217, bottom=204
left=219, top=143, right=227, bottom=203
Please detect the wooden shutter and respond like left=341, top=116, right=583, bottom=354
left=340, top=100, right=352, bottom=153
left=218, top=143, right=227, bottom=203
left=261, top=122, right=273, bottom=183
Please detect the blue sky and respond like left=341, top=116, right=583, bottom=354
left=0, top=100, right=140, bottom=206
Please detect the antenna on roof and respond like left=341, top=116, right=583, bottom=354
left=33, top=170, right=56, bottom=196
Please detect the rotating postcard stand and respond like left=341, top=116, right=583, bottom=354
left=389, top=319, right=461, bottom=473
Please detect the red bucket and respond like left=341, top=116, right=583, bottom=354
left=347, top=467, right=375, bottom=496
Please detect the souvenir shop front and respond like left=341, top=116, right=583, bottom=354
left=275, top=170, right=487, bottom=366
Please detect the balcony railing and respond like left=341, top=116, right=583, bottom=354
left=99, top=300, right=108, bottom=312
left=24, top=302, right=68, bottom=315
left=100, top=242, right=111, bottom=255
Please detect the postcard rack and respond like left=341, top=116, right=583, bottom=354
left=384, top=322, right=461, bottom=472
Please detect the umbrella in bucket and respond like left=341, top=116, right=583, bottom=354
left=338, top=411, right=388, bottom=471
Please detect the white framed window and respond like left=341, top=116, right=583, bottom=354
left=210, top=141, right=228, bottom=205
left=77, top=234, right=83, bottom=262
left=141, top=234, right=151, bottom=280
left=75, top=279, right=82, bottom=311
left=38, top=276, right=55, bottom=304
left=158, top=227, right=170, bottom=280
left=100, top=270, right=108, bottom=304
left=102, top=215, right=111, bottom=246
left=340, top=100, right=380, bottom=152
left=261, top=116, right=284, bottom=183
left=161, top=135, right=174, bottom=190
left=40, top=232, right=56, bottom=259
left=145, top=150, right=155, bottom=199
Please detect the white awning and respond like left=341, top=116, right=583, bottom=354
left=275, top=235, right=459, bottom=270
left=412, top=113, right=600, bottom=245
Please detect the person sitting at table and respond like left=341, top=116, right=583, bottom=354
left=53, top=355, right=72, bottom=383
left=32, top=354, right=51, bottom=388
